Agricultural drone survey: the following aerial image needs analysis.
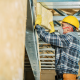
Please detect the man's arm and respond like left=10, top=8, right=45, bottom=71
left=35, top=25, right=65, bottom=48
left=34, top=15, right=69, bottom=48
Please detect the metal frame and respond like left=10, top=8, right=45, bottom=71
left=40, top=58, right=55, bottom=60
left=54, top=21, right=61, bottom=26
left=41, top=62, right=55, bottom=64
left=73, top=10, right=80, bottom=16
left=25, top=0, right=40, bottom=80
left=40, top=54, right=55, bottom=56
left=53, top=9, right=68, bottom=26
left=40, top=2, right=80, bottom=9
left=37, top=0, right=80, bottom=2
left=54, top=9, right=68, bottom=16
left=53, top=16, right=80, bottom=21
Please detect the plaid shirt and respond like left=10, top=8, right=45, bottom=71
left=36, top=25, right=80, bottom=75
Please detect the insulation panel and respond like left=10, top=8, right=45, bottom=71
left=37, top=3, right=53, bottom=30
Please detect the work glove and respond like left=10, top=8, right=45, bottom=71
left=34, top=15, right=42, bottom=29
left=49, top=21, right=55, bottom=33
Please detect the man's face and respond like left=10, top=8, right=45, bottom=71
left=61, top=22, right=68, bottom=34
left=61, top=22, right=73, bottom=34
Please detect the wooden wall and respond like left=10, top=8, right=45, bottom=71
left=0, top=0, right=27, bottom=80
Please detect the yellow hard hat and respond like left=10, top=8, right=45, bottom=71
left=62, top=16, right=79, bottom=30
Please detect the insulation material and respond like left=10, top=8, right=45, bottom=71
left=0, top=0, right=27, bottom=80
left=37, top=3, right=42, bottom=15
left=37, top=3, right=53, bottom=30
left=42, top=6, right=48, bottom=29
left=47, top=10, right=53, bottom=29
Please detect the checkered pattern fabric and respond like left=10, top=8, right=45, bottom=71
left=36, top=25, right=80, bottom=75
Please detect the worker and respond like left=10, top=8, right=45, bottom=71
left=34, top=15, right=80, bottom=80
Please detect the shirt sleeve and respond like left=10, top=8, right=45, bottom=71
left=35, top=25, right=69, bottom=48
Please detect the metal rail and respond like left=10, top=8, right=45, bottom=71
left=41, top=65, right=55, bottom=67
left=37, top=0, right=80, bottom=2
left=40, top=2, right=80, bottom=9
left=39, top=48, right=55, bottom=51
left=53, top=16, right=80, bottom=21
left=40, top=54, right=55, bottom=56
left=41, top=62, right=55, bottom=64
left=25, top=0, right=40, bottom=80
left=40, top=58, right=55, bottom=60
left=41, top=68, right=55, bottom=69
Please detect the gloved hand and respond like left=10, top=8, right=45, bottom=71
left=34, top=15, right=42, bottom=29
left=49, top=21, right=55, bottom=33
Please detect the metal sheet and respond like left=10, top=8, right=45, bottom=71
left=25, top=0, right=40, bottom=80
left=53, top=16, right=80, bottom=21
left=39, top=2, right=80, bottom=9
left=40, top=54, right=55, bottom=56
left=37, top=0, right=80, bottom=2
left=46, top=6, right=80, bottom=9
left=40, top=2, right=80, bottom=5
